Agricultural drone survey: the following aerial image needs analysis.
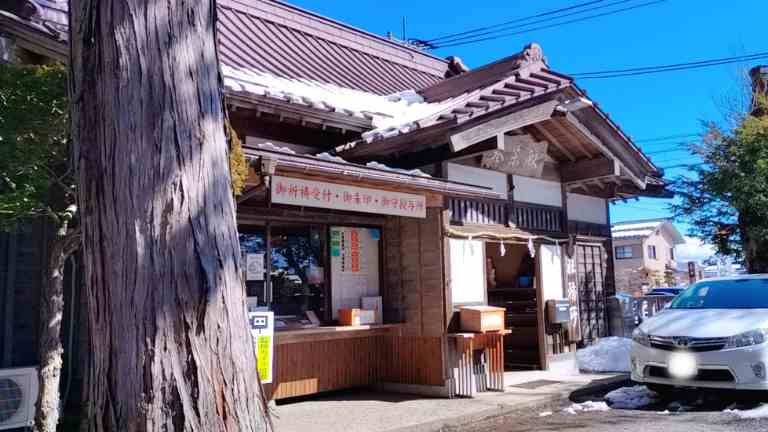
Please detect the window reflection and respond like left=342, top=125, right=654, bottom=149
left=270, top=226, right=326, bottom=318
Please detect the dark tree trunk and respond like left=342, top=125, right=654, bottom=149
left=35, top=230, right=80, bottom=432
left=69, top=1, right=270, bottom=430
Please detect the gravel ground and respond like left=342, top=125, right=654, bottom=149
left=450, top=407, right=768, bottom=432
left=447, top=386, right=768, bottom=432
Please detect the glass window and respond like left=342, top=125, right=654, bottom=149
left=240, top=228, right=267, bottom=308
left=615, top=245, right=633, bottom=259
left=670, top=278, right=768, bottom=309
left=269, top=225, right=327, bottom=319
left=647, top=245, right=657, bottom=260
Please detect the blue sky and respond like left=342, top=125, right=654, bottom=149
left=289, top=0, right=764, bottom=255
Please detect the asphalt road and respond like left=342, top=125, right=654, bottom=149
left=448, top=386, right=768, bottom=432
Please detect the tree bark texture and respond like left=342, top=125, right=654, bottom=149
left=35, top=230, right=80, bottom=432
left=69, top=1, right=269, bottom=431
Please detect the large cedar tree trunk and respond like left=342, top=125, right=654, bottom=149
left=35, top=230, right=80, bottom=432
left=69, top=1, right=270, bottom=430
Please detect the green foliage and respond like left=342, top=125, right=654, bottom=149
left=226, top=120, right=249, bottom=197
left=671, top=94, right=768, bottom=266
left=0, top=63, right=70, bottom=231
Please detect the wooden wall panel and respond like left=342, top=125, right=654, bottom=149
left=381, top=336, right=444, bottom=387
left=383, top=208, right=447, bottom=338
left=271, top=335, right=386, bottom=400
left=270, top=335, right=445, bottom=400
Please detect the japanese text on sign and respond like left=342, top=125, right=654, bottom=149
left=249, top=311, right=274, bottom=384
left=271, top=176, right=426, bottom=218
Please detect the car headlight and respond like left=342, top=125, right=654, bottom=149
left=632, top=327, right=651, bottom=347
left=726, top=328, right=768, bottom=349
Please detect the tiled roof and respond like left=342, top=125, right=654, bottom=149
left=217, top=0, right=448, bottom=95
left=222, top=65, right=454, bottom=132
left=343, top=44, right=574, bottom=145
left=1, top=0, right=448, bottom=95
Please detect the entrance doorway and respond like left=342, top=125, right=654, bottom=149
left=485, top=242, right=543, bottom=370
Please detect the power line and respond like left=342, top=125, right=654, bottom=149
left=571, top=51, right=768, bottom=79
left=427, top=0, right=666, bottom=49
left=425, top=0, right=640, bottom=47
left=645, top=147, right=690, bottom=155
left=422, top=0, right=609, bottom=45
left=633, top=133, right=699, bottom=143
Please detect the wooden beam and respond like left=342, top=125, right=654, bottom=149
left=561, top=157, right=619, bottom=183
left=505, top=82, right=537, bottom=94
left=492, top=88, right=521, bottom=98
left=466, top=101, right=491, bottom=110
left=564, top=113, right=646, bottom=189
left=479, top=95, right=508, bottom=104
left=449, top=99, right=559, bottom=152
left=533, top=123, right=576, bottom=162
left=549, top=119, right=593, bottom=159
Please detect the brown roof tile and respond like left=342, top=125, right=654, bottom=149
left=217, top=0, right=449, bottom=95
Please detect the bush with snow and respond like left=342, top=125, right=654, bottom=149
left=576, top=337, right=632, bottom=373
left=562, top=401, right=611, bottom=415
left=724, top=404, right=768, bottom=419
left=605, top=385, right=660, bottom=409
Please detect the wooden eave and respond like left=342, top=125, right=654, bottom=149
left=226, top=92, right=373, bottom=133
left=0, top=12, right=67, bottom=62
left=244, top=148, right=504, bottom=200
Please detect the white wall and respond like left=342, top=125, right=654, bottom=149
left=566, top=193, right=607, bottom=224
left=513, top=175, right=562, bottom=207
left=445, top=163, right=508, bottom=195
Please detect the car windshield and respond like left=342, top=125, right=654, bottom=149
left=669, top=278, right=768, bottom=309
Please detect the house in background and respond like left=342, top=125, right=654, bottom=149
left=612, top=219, right=685, bottom=295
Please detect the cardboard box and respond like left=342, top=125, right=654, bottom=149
left=361, top=296, right=383, bottom=324
left=459, top=306, right=505, bottom=333
left=338, top=308, right=377, bottom=326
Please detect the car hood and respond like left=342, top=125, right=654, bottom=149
left=640, top=309, right=768, bottom=338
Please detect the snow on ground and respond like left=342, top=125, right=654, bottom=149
left=724, top=404, right=768, bottom=419
left=605, top=386, right=660, bottom=409
left=576, top=337, right=632, bottom=373
left=562, top=401, right=611, bottom=415
left=538, top=411, right=553, bottom=417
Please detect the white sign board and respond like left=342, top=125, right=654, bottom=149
left=271, top=175, right=426, bottom=218
left=330, top=227, right=380, bottom=319
left=249, top=311, right=274, bottom=384
left=245, top=253, right=264, bottom=281
left=449, top=239, right=486, bottom=304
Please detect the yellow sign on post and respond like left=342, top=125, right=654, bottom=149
left=249, top=311, right=274, bottom=384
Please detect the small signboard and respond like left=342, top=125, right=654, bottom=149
left=249, top=311, right=274, bottom=384
left=271, top=175, right=426, bottom=218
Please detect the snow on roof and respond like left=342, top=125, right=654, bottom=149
left=612, top=220, right=663, bottom=232
left=611, top=220, right=662, bottom=239
left=254, top=143, right=432, bottom=178
left=611, top=229, right=655, bottom=239
left=222, top=65, right=453, bottom=138
left=611, top=219, right=685, bottom=244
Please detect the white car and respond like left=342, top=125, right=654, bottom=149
left=631, top=275, right=768, bottom=393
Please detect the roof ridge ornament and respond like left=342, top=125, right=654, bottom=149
left=517, top=43, right=547, bottom=68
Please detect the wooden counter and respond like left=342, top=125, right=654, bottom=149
left=268, top=323, right=444, bottom=400
left=275, top=324, right=402, bottom=345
